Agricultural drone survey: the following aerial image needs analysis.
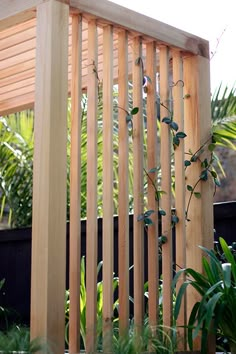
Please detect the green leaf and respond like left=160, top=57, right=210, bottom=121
left=172, top=215, right=179, bottom=224
left=190, top=155, right=198, bottom=162
left=148, top=167, right=158, bottom=173
left=144, top=217, right=153, bottom=225
left=222, top=263, right=232, bottom=288
left=184, top=160, right=191, bottom=167
left=201, top=158, right=208, bottom=168
left=173, top=136, right=180, bottom=146
left=159, top=209, right=166, bottom=216
left=137, top=214, right=145, bottom=221
left=194, top=192, right=201, bottom=199
left=144, top=209, right=155, bottom=217
left=176, top=131, right=187, bottom=139
left=187, top=185, right=193, bottom=192
left=214, top=178, right=221, bottom=187
left=158, top=235, right=167, bottom=245
left=208, top=143, right=216, bottom=152
left=162, top=117, right=171, bottom=124
left=174, top=281, right=191, bottom=319
left=170, top=121, right=179, bottom=131
left=200, top=170, right=208, bottom=181
left=210, top=170, right=217, bottom=178
left=130, top=107, right=139, bottom=115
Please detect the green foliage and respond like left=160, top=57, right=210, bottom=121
left=173, top=237, right=236, bottom=354
left=65, top=256, right=119, bottom=350
left=0, top=115, right=33, bottom=227
left=0, top=326, right=49, bottom=353
left=112, top=321, right=177, bottom=354
left=212, top=83, right=236, bottom=150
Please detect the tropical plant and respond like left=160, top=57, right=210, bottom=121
left=65, top=255, right=119, bottom=350
left=211, top=83, right=236, bottom=150
left=112, top=321, right=177, bottom=354
left=173, top=237, right=236, bottom=354
left=0, top=115, right=33, bottom=227
left=0, top=325, right=49, bottom=353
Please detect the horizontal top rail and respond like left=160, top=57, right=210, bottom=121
left=1, top=0, right=209, bottom=57
left=71, top=0, right=209, bottom=58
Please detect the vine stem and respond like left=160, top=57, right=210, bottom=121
left=185, top=178, right=201, bottom=221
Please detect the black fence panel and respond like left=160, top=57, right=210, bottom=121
left=0, top=202, right=235, bottom=328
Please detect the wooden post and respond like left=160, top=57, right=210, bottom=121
left=102, top=24, right=114, bottom=351
left=132, top=36, right=144, bottom=329
left=69, top=14, right=82, bottom=354
left=30, top=1, right=68, bottom=353
left=159, top=45, right=173, bottom=328
left=183, top=54, right=214, bottom=352
left=146, top=41, right=158, bottom=328
left=86, top=19, right=98, bottom=354
left=118, top=30, right=130, bottom=335
left=172, top=50, right=186, bottom=349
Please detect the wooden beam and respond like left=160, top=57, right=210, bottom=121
left=132, top=36, right=144, bottom=329
left=30, top=2, right=69, bottom=354
left=160, top=45, right=172, bottom=328
left=118, top=29, right=129, bottom=335
left=172, top=50, right=186, bottom=349
left=183, top=54, right=214, bottom=352
left=0, top=0, right=69, bottom=31
left=71, top=0, right=209, bottom=57
left=69, top=14, right=82, bottom=354
left=86, top=19, right=98, bottom=354
left=146, top=41, right=158, bottom=329
left=102, top=24, right=114, bottom=352
left=0, top=92, right=35, bottom=115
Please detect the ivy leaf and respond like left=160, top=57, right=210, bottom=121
left=144, top=210, right=155, bottom=217
left=148, top=167, right=158, bottom=173
left=184, top=160, right=191, bottom=167
left=144, top=217, right=153, bottom=225
left=210, top=170, right=217, bottom=178
left=158, top=236, right=167, bottom=245
left=212, top=135, right=217, bottom=144
left=162, top=117, right=172, bottom=124
left=200, top=170, right=208, bottom=181
left=170, top=121, right=179, bottom=131
left=214, top=179, right=221, bottom=187
left=172, top=215, right=179, bottom=224
left=194, top=192, right=201, bottom=199
left=201, top=158, right=208, bottom=168
left=187, top=185, right=193, bottom=192
left=137, top=214, right=145, bottom=221
left=176, top=132, right=187, bottom=139
left=173, top=136, right=180, bottom=146
left=208, top=143, right=216, bottom=152
left=159, top=209, right=166, bottom=216
left=190, top=155, right=198, bottom=162
left=131, top=107, right=139, bottom=115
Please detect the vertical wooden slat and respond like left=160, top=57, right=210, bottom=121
left=86, top=19, right=98, bottom=354
left=132, top=36, right=144, bottom=329
left=146, top=41, right=158, bottom=328
left=69, top=14, right=82, bottom=354
left=102, top=24, right=114, bottom=351
left=30, top=1, right=68, bottom=353
left=172, top=50, right=186, bottom=349
left=183, top=54, right=214, bottom=353
left=159, top=45, right=172, bottom=328
left=118, top=29, right=129, bottom=335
